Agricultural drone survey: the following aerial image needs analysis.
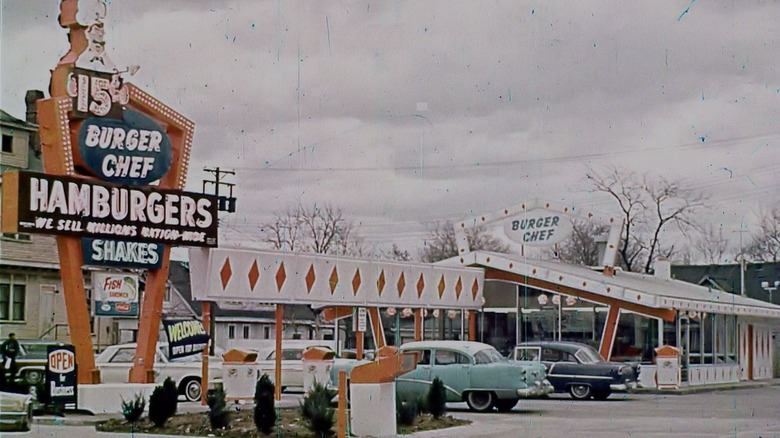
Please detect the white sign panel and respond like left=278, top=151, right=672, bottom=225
left=92, top=272, right=140, bottom=317
left=503, top=209, right=573, bottom=247
left=356, top=308, right=367, bottom=332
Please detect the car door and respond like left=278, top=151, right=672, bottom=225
left=430, top=349, right=470, bottom=402
left=396, top=348, right=432, bottom=401
left=99, top=347, right=136, bottom=382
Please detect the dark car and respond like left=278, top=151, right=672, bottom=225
left=14, top=340, right=65, bottom=385
left=509, top=341, right=638, bottom=400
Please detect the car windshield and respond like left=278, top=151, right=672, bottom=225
left=474, top=347, right=506, bottom=364
left=19, top=343, right=52, bottom=359
left=574, top=345, right=605, bottom=364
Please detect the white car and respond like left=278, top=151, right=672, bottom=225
left=95, top=342, right=222, bottom=402
left=251, top=340, right=335, bottom=391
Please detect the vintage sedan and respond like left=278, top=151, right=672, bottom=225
left=14, top=340, right=65, bottom=385
left=334, top=341, right=553, bottom=412
left=0, top=391, right=33, bottom=432
left=95, top=342, right=222, bottom=402
left=253, top=341, right=335, bottom=391
left=510, top=341, right=638, bottom=400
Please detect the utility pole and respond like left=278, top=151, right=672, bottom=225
left=201, top=167, right=237, bottom=357
left=202, top=167, right=237, bottom=212
left=733, top=227, right=750, bottom=296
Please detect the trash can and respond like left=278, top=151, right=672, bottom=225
left=654, top=345, right=681, bottom=389
left=302, top=346, right=335, bottom=393
left=222, top=349, right=260, bottom=402
left=349, top=346, right=418, bottom=438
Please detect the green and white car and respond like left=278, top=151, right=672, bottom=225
left=396, top=341, right=553, bottom=412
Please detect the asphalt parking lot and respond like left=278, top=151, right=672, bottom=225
left=11, top=384, right=780, bottom=437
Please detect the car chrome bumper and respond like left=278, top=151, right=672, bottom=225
left=518, top=379, right=554, bottom=397
left=610, top=381, right=638, bottom=391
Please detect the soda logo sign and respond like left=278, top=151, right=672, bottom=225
left=49, top=349, right=75, bottom=374
left=77, top=109, right=173, bottom=185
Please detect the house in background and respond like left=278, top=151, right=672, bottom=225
left=671, top=262, right=780, bottom=305
left=168, top=261, right=326, bottom=352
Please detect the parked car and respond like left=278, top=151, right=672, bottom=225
left=95, top=342, right=222, bottom=402
left=510, top=341, right=639, bottom=400
left=332, top=341, right=553, bottom=412
left=252, top=340, right=335, bottom=391
left=0, top=391, right=33, bottom=431
left=12, top=340, right=65, bottom=385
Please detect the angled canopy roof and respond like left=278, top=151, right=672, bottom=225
left=439, top=251, right=780, bottom=319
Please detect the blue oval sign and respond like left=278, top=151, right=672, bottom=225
left=78, top=109, right=173, bottom=185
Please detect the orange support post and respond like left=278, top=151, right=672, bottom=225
left=55, top=236, right=100, bottom=384
left=275, top=304, right=283, bottom=402
left=469, top=310, right=477, bottom=341
left=337, top=370, right=347, bottom=438
left=356, top=330, right=365, bottom=360
left=368, top=307, right=386, bottom=349
left=129, top=249, right=172, bottom=383
left=201, top=302, right=211, bottom=406
left=414, top=309, right=423, bottom=341
left=599, top=305, right=621, bottom=360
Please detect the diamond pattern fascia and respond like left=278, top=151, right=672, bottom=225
left=305, top=264, right=316, bottom=294
left=472, top=278, right=479, bottom=300
left=437, top=275, right=446, bottom=299
left=329, top=267, right=339, bottom=295
left=417, top=273, right=425, bottom=299
left=220, top=258, right=232, bottom=289
left=397, top=272, right=406, bottom=298
left=377, top=270, right=386, bottom=297
left=352, top=269, right=361, bottom=296
left=275, top=261, right=287, bottom=292
left=455, top=277, right=463, bottom=300
left=248, top=260, right=260, bottom=291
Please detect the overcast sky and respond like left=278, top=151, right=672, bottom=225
left=2, top=1, right=778, bottom=258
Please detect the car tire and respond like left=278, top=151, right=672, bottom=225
left=24, top=369, right=44, bottom=385
left=569, top=384, right=593, bottom=400
left=465, top=391, right=495, bottom=412
left=592, top=389, right=611, bottom=400
left=21, top=405, right=32, bottom=432
left=495, top=398, right=518, bottom=412
left=182, top=378, right=202, bottom=402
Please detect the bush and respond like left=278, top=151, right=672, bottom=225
left=148, top=385, right=171, bottom=427
left=300, top=381, right=337, bottom=437
left=121, top=392, right=146, bottom=424
left=397, top=398, right=418, bottom=426
left=162, top=377, right=178, bottom=417
left=207, top=388, right=231, bottom=430
left=254, top=374, right=276, bottom=435
left=427, top=377, right=447, bottom=419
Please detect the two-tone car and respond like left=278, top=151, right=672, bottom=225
left=0, top=391, right=33, bottom=432
left=95, top=342, right=223, bottom=402
left=510, top=341, right=638, bottom=400
left=333, top=341, right=553, bottom=412
left=13, top=340, right=65, bottom=386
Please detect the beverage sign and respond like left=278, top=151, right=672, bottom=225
left=77, top=109, right=173, bottom=185
left=93, top=272, right=140, bottom=317
left=2, top=171, right=219, bottom=247
left=503, top=209, right=573, bottom=247
left=46, top=345, right=77, bottom=405
left=82, top=238, right=164, bottom=269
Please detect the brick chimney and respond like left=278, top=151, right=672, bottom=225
left=25, top=90, right=44, bottom=157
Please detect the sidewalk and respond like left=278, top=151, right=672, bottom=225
left=632, top=377, right=780, bottom=395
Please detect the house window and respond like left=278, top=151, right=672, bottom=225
left=0, top=277, right=26, bottom=321
left=242, top=325, right=250, bottom=339
left=1, top=233, right=32, bottom=242
left=263, top=326, right=270, bottom=339
left=1, top=134, right=13, bottom=153
left=228, top=324, right=236, bottom=340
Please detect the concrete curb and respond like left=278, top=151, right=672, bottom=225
left=632, top=378, right=780, bottom=395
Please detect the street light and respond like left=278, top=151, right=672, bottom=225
left=760, top=280, right=779, bottom=304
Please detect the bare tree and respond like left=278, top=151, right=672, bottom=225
left=419, top=221, right=510, bottom=263
left=745, top=207, right=780, bottom=262
left=691, top=224, right=730, bottom=264
left=550, top=220, right=610, bottom=266
left=587, top=166, right=708, bottom=273
left=260, top=203, right=365, bottom=256
left=380, top=243, right=412, bottom=262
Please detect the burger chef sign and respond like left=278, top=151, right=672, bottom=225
left=504, top=209, right=573, bottom=247
left=78, top=109, right=172, bottom=185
